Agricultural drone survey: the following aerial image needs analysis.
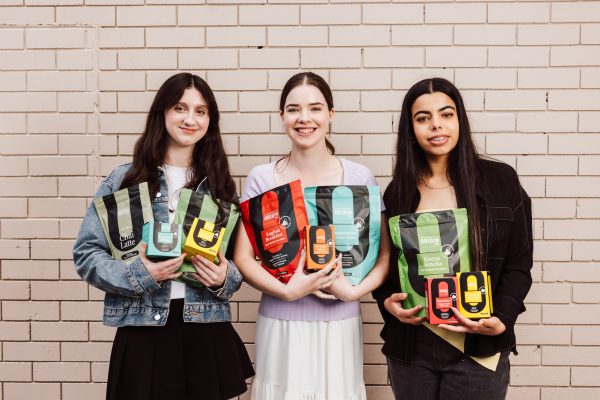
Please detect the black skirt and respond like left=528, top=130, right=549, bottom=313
left=106, top=299, right=254, bottom=400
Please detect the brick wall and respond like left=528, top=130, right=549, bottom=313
left=0, top=1, right=599, bottom=399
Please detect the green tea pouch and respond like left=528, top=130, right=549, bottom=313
left=94, top=182, right=153, bottom=264
left=388, top=208, right=471, bottom=317
left=174, top=188, right=239, bottom=287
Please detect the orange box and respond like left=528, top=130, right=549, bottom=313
left=305, top=225, right=336, bottom=272
left=424, top=277, right=459, bottom=325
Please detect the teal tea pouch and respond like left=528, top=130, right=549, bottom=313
left=141, top=222, right=182, bottom=258
left=93, top=182, right=154, bottom=264
left=174, top=188, right=239, bottom=287
left=388, top=208, right=471, bottom=317
left=304, top=185, right=380, bottom=285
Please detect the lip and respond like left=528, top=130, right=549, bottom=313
left=294, top=127, right=317, bottom=135
left=428, top=135, right=449, bottom=145
left=179, top=127, right=197, bottom=135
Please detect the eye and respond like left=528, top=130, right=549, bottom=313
left=287, top=107, right=298, bottom=113
left=196, top=109, right=207, bottom=116
left=442, top=112, right=454, bottom=118
left=174, top=105, right=186, bottom=112
left=311, top=106, right=322, bottom=112
left=415, top=115, right=429, bottom=123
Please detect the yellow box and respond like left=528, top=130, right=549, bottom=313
left=183, top=218, right=225, bottom=262
left=457, top=271, right=493, bottom=319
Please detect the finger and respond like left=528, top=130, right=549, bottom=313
left=138, top=242, right=150, bottom=263
left=189, top=272, right=210, bottom=286
left=294, top=250, right=307, bottom=275
left=437, top=323, right=469, bottom=333
left=312, top=290, right=338, bottom=300
left=400, top=316, right=427, bottom=325
left=451, top=307, right=476, bottom=328
left=389, top=292, right=408, bottom=302
left=217, top=250, right=228, bottom=266
left=165, top=272, right=183, bottom=280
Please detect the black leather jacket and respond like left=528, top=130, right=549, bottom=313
left=374, top=158, right=533, bottom=358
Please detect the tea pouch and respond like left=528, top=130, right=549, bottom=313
left=174, top=188, right=239, bottom=287
left=304, top=185, right=381, bottom=285
left=388, top=208, right=471, bottom=317
left=94, top=182, right=153, bottom=264
left=240, top=180, right=308, bottom=284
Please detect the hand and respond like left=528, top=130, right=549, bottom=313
left=326, top=259, right=359, bottom=302
left=284, top=252, right=340, bottom=302
left=139, top=242, right=185, bottom=283
left=383, top=293, right=426, bottom=325
left=438, top=308, right=506, bottom=336
left=189, top=251, right=228, bottom=289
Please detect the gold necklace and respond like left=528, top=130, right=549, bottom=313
left=422, top=178, right=453, bottom=190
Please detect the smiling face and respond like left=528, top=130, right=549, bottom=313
left=280, top=84, right=334, bottom=151
left=411, top=91, right=460, bottom=163
left=164, top=87, right=209, bottom=151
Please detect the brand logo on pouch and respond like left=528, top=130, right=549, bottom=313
left=441, top=244, right=455, bottom=257
left=354, top=217, right=366, bottom=231
left=264, top=210, right=279, bottom=222
left=280, top=216, right=291, bottom=229
left=334, top=208, right=353, bottom=217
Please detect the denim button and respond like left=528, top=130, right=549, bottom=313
left=156, top=192, right=162, bottom=198
left=154, top=313, right=161, bottom=320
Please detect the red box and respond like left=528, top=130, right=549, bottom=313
left=424, top=277, right=459, bottom=325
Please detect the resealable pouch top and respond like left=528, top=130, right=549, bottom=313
left=304, top=185, right=380, bottom=285
left=240, top=180, right=308, bottom=284
left=388, top=208, right=471, bottom=317
left=94, top=182, right=153, bottom=264
left=174, top=188, right=239, bottom=286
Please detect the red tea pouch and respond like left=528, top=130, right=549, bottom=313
left=241, top=180, right=308, bottom=283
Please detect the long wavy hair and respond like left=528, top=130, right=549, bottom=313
left=120, top=72, right=238, bottom=210
left=383, top=78, right=484, bottom=271
left=279, top=72, right=336, bottom=155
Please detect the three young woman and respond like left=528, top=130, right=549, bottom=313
left=74, top=71, right=531, bottom=400
left=73, top=73, right=253, bottom=400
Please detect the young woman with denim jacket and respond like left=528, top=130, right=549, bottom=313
left=374, top=78, right=533, bottom=400
left=73, top=73, right=253, bottom=400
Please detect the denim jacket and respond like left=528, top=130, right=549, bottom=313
left=73, top=163, right=243, bottom=327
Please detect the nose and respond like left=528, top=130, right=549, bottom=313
left=298, top=108, right=309, bottom=122
left=431, top=115, right=442, bottom=130
left=183, top=110, right=195, bottom=126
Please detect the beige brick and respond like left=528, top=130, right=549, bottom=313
left=0, top=177, right=57, bottom=197
left=573, top=326, right=600, bottom=345
left=392, top=25, right=452, bottom=46
left=58, top=177, right=96, bottom=197
left=0, top=281, right=29, bottom=300
left=573, top=284, right=600, bottom=303
left=3, top=383, right=60, bottom=400
left=117, top=134, right=140, bottom=154
left=549, top=90, right=600, bottom=111
left=518, top=24, right=580, bottom=46
left=178, top=5, right=237, bottom=26
left=516, top=112, right=577, bottom=133
left=2, top=301, right=59, bottom=321
left=207, top=70, right=267, bottom=91
left=456, top=68, right=516, bottom=89
left=59, top=260, right=80, bottom=281
left=206, top=27, right=265, bottom=47
left=34, top=362, right=90, bottom=382
left=301, top=48, right=361, bottom=68
left=544, top=304, right=600, bottom=324
left=116, top=92, right=154, bottom=113
left=59, top=219, right=81, bottom=239
left=0, top=240, right=30, bottom=260
left=490, top=47, right=549, bottom=67
left=510, top=345, right=541, bottom=366
left=363, top=48, right=424, bottom=68
left=57, top=6, right=115, bottom=26
left=238, top=302, right=259, bottom=322
left=146, top=27, right=204, bottom=47
left=489, top=3, right=550, bottom=23
left=98, top=50, right=116, bottom=70
left=486, top=134, right=547, bottom=154
left=0, top=157, right=27, bottom=177
left=0, top=7, right=54, bottom=25
left=511, top=366, right=570, bottom=386
left=61, top=301, right=104, bottom=321
left=573, top=242, right=600, bottom=261
left=221, top=133, right=239, bottom=154
left=552, top=46, right=600, bottom=66
left=486, top=90, right=547, bottom=111
left=468, top=112, right=515, bottom=133
left=363, top=4, right=422, bottom=24
left=532, top=199, right=576, bottom=219
left=392, top=68, right=454, bottom=90
left=508, top=386, right=540, bottom=400
left=572, top=367, right=600, bottom=386
left=580, top=156, right=600, bottom=175
left=361, top=91, right=404, bottom=112
left=331, top=70, right=391, bottom=90
left=544, top=262, right=600, bottom=283
left=330, top=25, right=390, bottom=46
left=333, top=112, right=393, bottom=134
left=462, top=90, right=485, bottom=112
left=28, top=114, right=86, bottom=135
left=268, top=26, right=327, bottom=47
left=330, top=134, right=361, bottom=155
left=546, top=219, right=600, bottom=239
left=31, top=239, right=74, bottom=260
left=99, top=114, right=145, bottom=134
left=301, top=5, right=360, bottom=25
left=29, top=156, right=87, bottom=176
left=0, top=362, right=32, bottom=382
left=99, top=156, right=132, bottom=176
left=63, top=383, right=106, bottom=400
left=99, top=92, right=117, bottom=113
left=240, top=4, right=298, bottom=25
left=364, top=364, right=388, bottom=385
left=58, top=93, right=96, bottom=113
left=366, top=386, right=394, bottom=400
left=582, top=24, right=600, bottom=44
left=580, top=111, right=600, bottom=133
left=552, top=2, right=600, bottom=23
left=549, top=134, right=600, bottom=155
left=363, top=343, right=385, bottom=364
left=239, top=91, right=279, bottom=113
left=89, top=323, right=116, bottom=342
left=426, top=47, right=486, bottom=67
left=239, top=135, right=289, bottom=155
left=519, top=68, right=579, bottom=89
left=61, top=342, right=109, bottom=362
left=99, top=28, right=144, bottom=48
left=517, top=155, right=578, bottom=176
left=0, top=50, right=55, bottom=71
left=526, top=283, right=571, bottom=304
left=0, top=114, right=26, bottom=133
left=0, top=322, right=29, bottom=341
left=0, top=29, right=23, bottom=49
left=454, top=25, right=515, bottom=45
left=26, top=28, right=84, bottom=49
left=362, top=323, right=384, bottom=345
left=332, top=90, right=360, bottom=112
left=1, top=219, right=58, bottom=239
left=99, top=71, right=145, bottom=91
left=426, top=3, right=486, bottom=23
left=221, top=113, right=270, bottom=134
left=116, top=6, right=175, bottom=26
left=117, top=49, right=177, bottom=70
left=0, top=92, right=56, bottom=112
left=26, top=0, right=85, bottom=3
left=27, top=71, right=87, bottom=92
left=515, top=325, right=571, bottom=345
left=31, top=281, right=88, bottom=301
left=533, top=240, right=572, bottom=262
left=582, top=67, right=600, bottom=88
left=542, top=388, right=600, bottom=400
left=1, top=260, right=59, bottom=280
left=240, top=48, right=299, bottom=69
left=345, top=155, right=392, bottom=177
left=0, top=71, right=26, bottom=92
left=228, top=156, right=269, bottom=176
left=57, top=50, right=94, bottom=71
left=3, top=342, right=60, bottom=362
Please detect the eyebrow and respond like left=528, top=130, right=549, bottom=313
left=285, top=102, right=325, bottom=108
left=413, top=105, right=456, bottom=117
left=176, top=102, right=208, bottom=109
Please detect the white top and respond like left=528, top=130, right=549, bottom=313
left=164, top=164, right=191, bottom=299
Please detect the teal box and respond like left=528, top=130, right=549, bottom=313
left=142, top=222, right=182, bottom=258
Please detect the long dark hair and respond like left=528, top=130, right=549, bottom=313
left=120, top=72, right=238, bottom=208
left=279, top=72, right=336, bottom=155
left=383, top=78, right=484, bottom=271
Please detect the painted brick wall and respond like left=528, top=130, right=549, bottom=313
left=1, top=1, right=599, bottom=399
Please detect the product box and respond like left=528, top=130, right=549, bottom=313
left=304, top=185, right=380, bottom=285
left=388, top=208, right=471, bottom=317
left=457, top=271, right=493, bottom=319
left=141, top=222, right=182, bottom=258
left=424, top=277, right=459, bottom=325
left=182, top=218, right=225, bottom=262
left=305, top=225, right=336, bottom=272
